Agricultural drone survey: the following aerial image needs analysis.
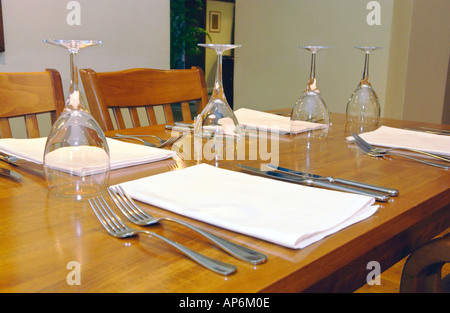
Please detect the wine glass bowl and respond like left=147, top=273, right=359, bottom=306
left=195, top=44, right=242, bottom=137
left=291, top=45, right=331, bottom=135
left=43, top=39, right=110, bottom=200
left=194, top=44, right=242, bottom=165
left=346, top=46, right=381, bottom=132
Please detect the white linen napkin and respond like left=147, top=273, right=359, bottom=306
left=348, top=126, right=450, bottom=156
left=234, top=108, right=326, bottom=134
left=116, top=164, right=378, bottom=249
left=0, top=137, right=176, bottom=174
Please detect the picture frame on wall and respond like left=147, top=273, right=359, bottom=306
left=209, top=11, right=221, bottom=33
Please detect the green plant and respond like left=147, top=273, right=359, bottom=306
left=170, top=0, right=211, bottom=69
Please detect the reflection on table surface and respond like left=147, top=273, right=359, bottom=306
left=0, top=112, right=449, bottom=293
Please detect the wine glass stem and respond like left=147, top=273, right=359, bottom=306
left=68, top=51, right=81, bottom=110
left=210, top=51, right=226, bottom=102
left=306, top=52, right=318, bottom=92
left=361, top=52, right=370, bottom=84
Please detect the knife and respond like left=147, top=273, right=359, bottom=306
left=0, top=168, right=22, bottom=180
left=402, top=127, right=450, bottom=136
left=165, top=124, right=193, bottom=132
left=174, top=122, right=194, bottom=128
left=237, top=164, right=390, bottom=202
left=0, top=152, right=44, bottom=176
left=267, top=164, right=399, bottom=197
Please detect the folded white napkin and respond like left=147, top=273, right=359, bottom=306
left=116, top=164, right=378, bottom=249
left=348, top=126, right=450, bottom=156
left=234, top=108, right=326, bottom=134
left=0, top=137, right=176, bottom=174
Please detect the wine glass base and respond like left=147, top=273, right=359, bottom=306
left=48, top=181, right=108, bottom=200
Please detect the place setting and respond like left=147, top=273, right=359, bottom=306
left=347, top=126, right=450, bottom=169
left=341, top=46, right=450, bottom=170
left=0, top=39, right=177, bottom=196
left=0, top=40, right=405, bottom=280
left=79, top=42, right=400, bottom=275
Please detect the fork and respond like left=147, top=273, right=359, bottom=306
left=89, top=195, right=237, bottom=276
left=108, top=186, right=268, bottom=265
left=351, top=133, right=450, bottom=169
left=113, top=133, right=183, bottom=148
left=352, top=133, right=450, bottom=163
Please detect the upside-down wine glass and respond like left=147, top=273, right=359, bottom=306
left=291, top=46, right=331, bottom=136
left=345, top=46, right=381, bottom=133
left=194, top=44, right=242, bottom=164
left=43, top=39, right=110, bottom=200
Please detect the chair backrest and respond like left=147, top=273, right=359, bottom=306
left=0, top=69, right=65, bottom=138
left=80, top=66, right=209, bottom=131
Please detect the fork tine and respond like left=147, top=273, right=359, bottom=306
left=351, top=133, right=372, bottom=153
left=159, top=133, right=183, bottom=148
left=108, top=187, right=150, bottom=221
left=93, top=196, right=128, bottom=231
left=114, top=186, right=146, bottom=213
left=99, top=196, right=127, bottom=231
left=352, top=133, right=373, bottom=151
left=89, top=198, right=114, bottom=234
left=89, top=197, right=123, bottom=236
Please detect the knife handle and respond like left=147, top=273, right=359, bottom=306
left=334, top=178, right=399, bottom=196
left=311, top=180, right=390, bottom=202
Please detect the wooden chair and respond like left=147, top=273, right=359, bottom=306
left=400, top=233, right=450, bottom=293
left=79, top=66, right=209, bottom=131
left=0, top=69, right=65, bottom=138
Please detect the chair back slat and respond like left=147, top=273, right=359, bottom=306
left=181, top=101, right=193, bottom=122
left=24, top=114, right=40, bottom=138
left=145, top=106, right=158, bottom=125
left=0, top=118, right=12, bottom=138
left=80, top=67, right=208, bottom=131
left=0, top=69, right=64, bottom=138
left=112, top=108, right=126, bottom=129
left=129, top=107, right=141, bottom=128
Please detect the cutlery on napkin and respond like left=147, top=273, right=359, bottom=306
left=165, top=109, right=326, bottom=135
left=266, top=164, right=398, bottom=196
left=238, top=164, right=391, bottom=202
left=115, top=164, right=378, bottom=249
left=0, top=137, right=176, bottom=176
left=347, top=126, right=450, bottom=157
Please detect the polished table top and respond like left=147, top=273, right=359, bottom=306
left=1, top=113, right=449, bottom=292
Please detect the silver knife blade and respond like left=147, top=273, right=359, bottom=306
left=0, top=152, right=44, bottom=176
left=174, top=122, right=194, bottom=128
left=165, top=124, right=193, bottom=132
left=238, top=164, right=390, bottom=202
left=0, top=168, right=22, bottom=180
left=402, top=128, right=450, bottom=136
left=267, top=164, right=399, bottom=196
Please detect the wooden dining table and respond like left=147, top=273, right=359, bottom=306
left=0, top=112, right=449, bottom=294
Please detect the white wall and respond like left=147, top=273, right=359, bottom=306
left=234, top=0, right=450, bottom=124
left=402, top=0, right=450, bottom=124
left=1, top=0, right=170, bottom=137
left=234, top=0, right=393, bottom=116
left=1, top=0, right=170, bottom=87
